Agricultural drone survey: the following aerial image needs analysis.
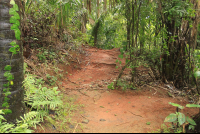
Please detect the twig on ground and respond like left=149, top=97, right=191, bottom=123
left=81, top=114, right=88, bottom=120
left=155, top=85, right=170, bottom=91
left=73, top=123, right=79, bottom=133
left=66, top=78, right=79, bottom=85
left=128, top=111, right=142, bottom=118
left=116, top=122, right=129, bottom=126
left=77, top=89, right=90, bottom=97
left=146, top=84, right=157, bottom=95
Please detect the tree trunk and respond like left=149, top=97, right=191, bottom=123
left=109, top=0, right=111, bottom=11
left=0, top=0, right=25, bottom=123
left=125, top=0, right=131, bottom=50
left=104, top=0, right=107, bottom=11
left=97, top=0, right=100, bottom=18
left=159, top=0, right=200, bottom=88
left=81, top=0, right=87, bottom=33
left=89, top=0, right=91, bottom=14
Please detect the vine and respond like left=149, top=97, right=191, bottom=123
left=2, top=0, right=21, bottom=114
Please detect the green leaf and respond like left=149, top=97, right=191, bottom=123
left=4, top=97, right=10, bottom=102
left=4, top=65, right=11, bottom=71
left=146, top=122, right=151, bottom=125
left=42, top=87, right=48, bottom=91
left=169, top=102, right=184, bottom=109
left=14, top=29, right=21, bottom=40
left=4, top=88, right=10, bottom=92
left=11, top=24, right=19, bottom=30
left=14, top=45, right=19, bottom=49
left=7, top=75, right=14, bottom=81
left=186, top=116, right=196, bottom=125
left=107, top=82, right=114, bottom=90
left=10, top=41, right=16, bottom=46
left=120, top=48, right=124, bottom=54
left=3, top=83, right=9, bottom=87
left=186, top=104, right=200, bottom=108
left=53, top=87, right=58, bottom=91
left=9, top=8, right=15, bottom=15
left=13, top=4, right=19, bottom=11
left=178, top=112, right=185, bottom=125
left=3, top=109, right=12, bottom=114
left=10, top=80, right=14, bottom=85
left=122, top=41, right=127, bottom=48
left=0, top=110, right=5, bottom=115
left=3, top=88, right=7, bottom=92
left=26, top=0, right=30, bottom=6
left=10, top=16, right=16, bottom=23
left=9, top=47, right=17, bottom=54
left=118, top=54, right=123, bottom=59
left=0, top=115, right=6, bottom=121
left=10, top=0, right=15, bottom=5
left=13, top=13, right=20, bottom=20
left=15, top=20, right=20, bottom=26
left=126, top=59, right=129, bottom=64
left=164, top=113, right=177, bottom=122
left=10, top=16, right=20, bottom=25
left=194, top=71, right=200, bottom=78
left=2, top=102, right=9, bottom=107
left=4, top=71, right=10, bottom=77
left=188, top=125, right=195, bottom=130
left=4, top=91, right=11, bottom=96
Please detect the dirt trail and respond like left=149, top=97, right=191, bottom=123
left=59, top=46, right=199, bottom=133
left=33, top=46, right=199, bottom=133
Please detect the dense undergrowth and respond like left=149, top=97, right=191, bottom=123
left=0, top=0, right=85, bottom=133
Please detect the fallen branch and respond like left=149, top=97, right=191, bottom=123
left=128, top=111, right=142, bottom=118
left=81, top=114, right=88, bottom=120
left=114, top=60, right=133, bottom=88
left=116, top=122, right=129, bottom=126
left=146, top=84, right=157, bottom=95
left=77, top=89, right=90, bottom=97
left=73, top=123, right=79, bottom=133
left=154, top=85, right=170, bottom=91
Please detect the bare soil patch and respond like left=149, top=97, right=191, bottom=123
left=34, top=46, right=199, bottom=133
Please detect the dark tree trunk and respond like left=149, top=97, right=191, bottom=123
left=97, top=0, right=100, bottom=18
left=159, top=0, right=200, bottom=88
left=104, top=0, right=107, bottom=11
left=0, top=0, right=25, bottom=123
left=93, top=20, right=100, bottom=47
left=125, top=0, right=131, bottom=50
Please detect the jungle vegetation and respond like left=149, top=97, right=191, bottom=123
left=0, top=0, right=200, bottom=133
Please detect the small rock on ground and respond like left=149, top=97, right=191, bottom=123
left=99, top=119, right=106, bottom=122
left=69, top=125, right=74, bottom=128
left=82, top=119, right=89, bottom=124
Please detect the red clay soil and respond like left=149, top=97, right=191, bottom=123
left=61, top=46, right=199, bottom=133
left=36, top=46, right=199, bottom=133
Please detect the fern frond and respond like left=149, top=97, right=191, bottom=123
left=23, top=74, right=64, bottom=123
left=17, top=111, right=39, bottom=126
left=0, top=123, right=14, bottom=133
left=0, top=115, right=6, bottom=122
